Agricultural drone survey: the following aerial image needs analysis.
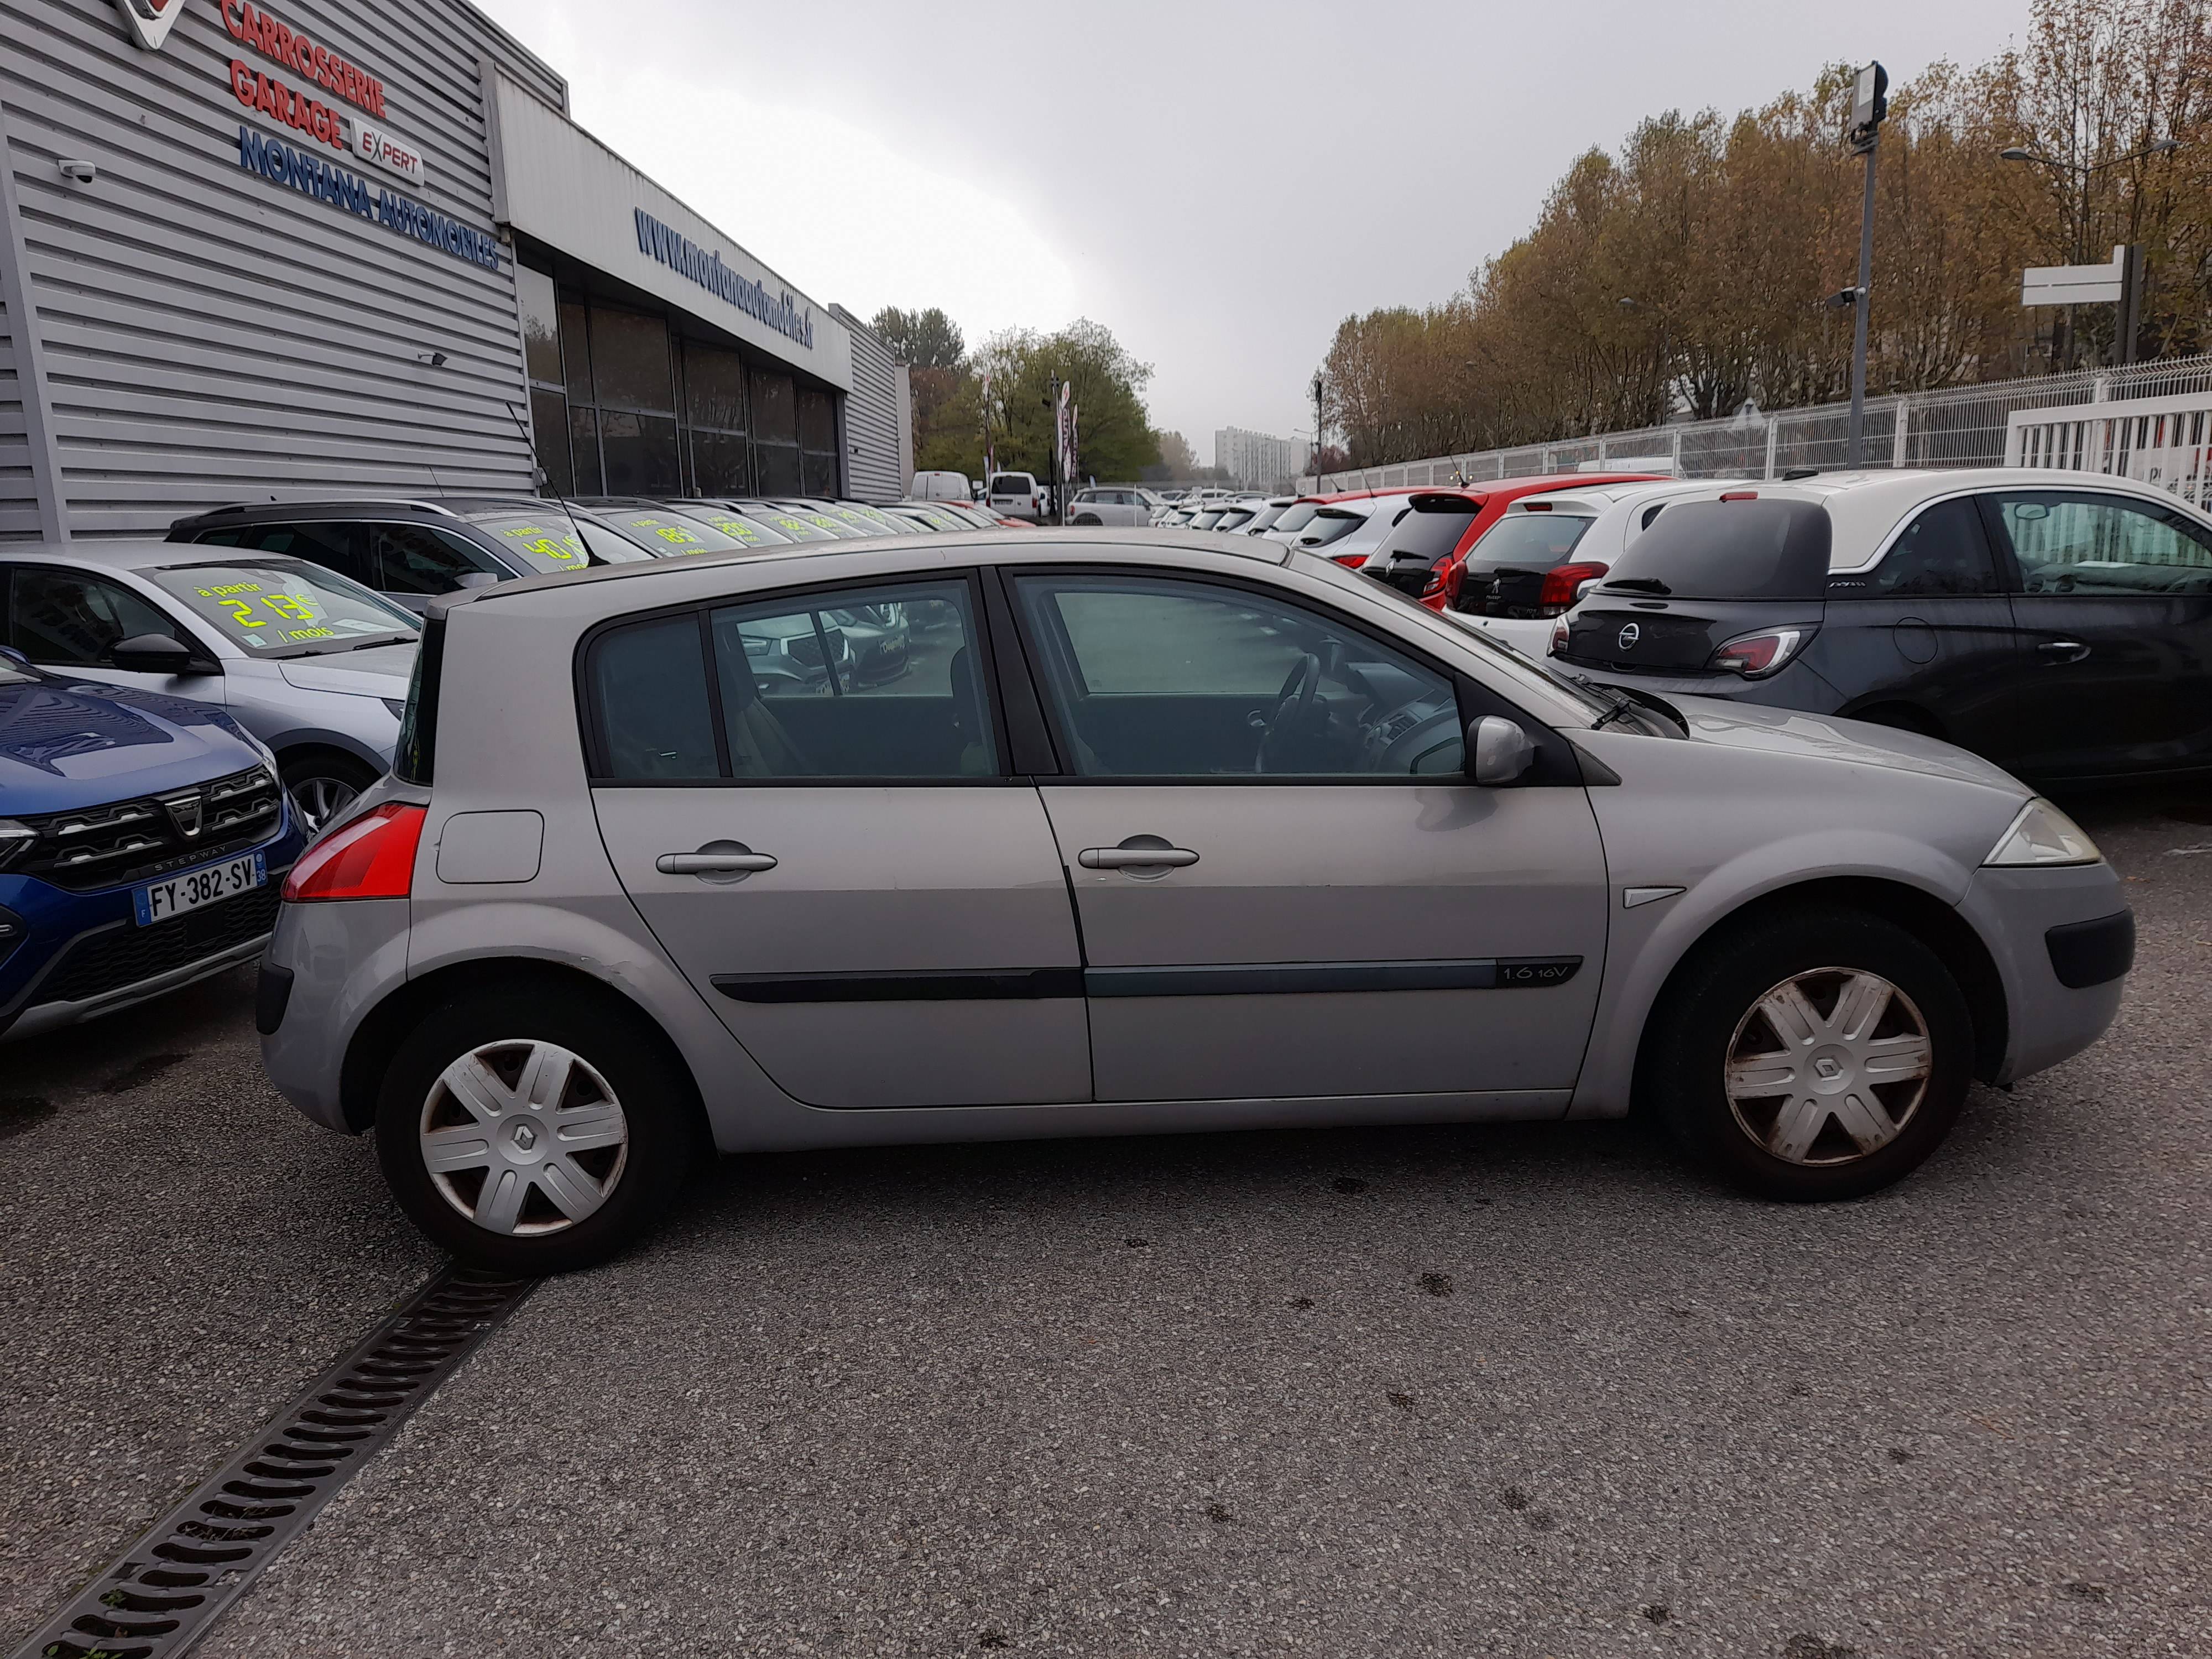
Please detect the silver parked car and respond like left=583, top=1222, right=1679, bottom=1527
left=258, top=529, right=2131, bottom=1272
left=0, top=544, right=421, bottom=831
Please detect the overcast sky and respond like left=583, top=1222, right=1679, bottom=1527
left=473, top=0, right=2030, bottom=461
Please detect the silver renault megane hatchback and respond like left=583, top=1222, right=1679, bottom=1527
left=256, top=529, right=2131, bottom=1272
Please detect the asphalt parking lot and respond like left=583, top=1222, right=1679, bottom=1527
left=3, top=788, right=2208, bottom=1659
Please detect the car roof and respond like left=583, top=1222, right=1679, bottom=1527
left=0, top=539, right=317, bottom=573
left=428, top=526, right=1296, bottom=622
left=171, top=495, right=551, bottom=525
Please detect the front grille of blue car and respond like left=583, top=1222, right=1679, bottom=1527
left=13, top=765, right=281, bottom=893
left=31, top=882, right=282, bottom=1008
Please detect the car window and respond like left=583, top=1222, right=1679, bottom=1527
left=676, top=506, right=793, bottom=548
left=367, top=524, right=502, bottom=595
left=8, top=569, right=180, bottom=667
left=587, top=581, right=996, bottom=781
left=1843, top=498, right=1999, bottom=597
left=1598, top=498, right=1831, bottom=599
left=587, top=508, right=752, bottom=556
left=1374, top=499, right=1481, bottom=564
left=1464, top=513, right=1595, bottom=570
left=197, top=521, right=375, bottom=588
left=1014, top=573, right=1465, bottom=778
left=147, top=560, right=419, bottom=656
left=1985, top=490, right=2212, bottom=596
left=468, top=513, right=593, bottom=573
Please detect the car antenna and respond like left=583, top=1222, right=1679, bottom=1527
left=504, top=401, right=564, bottom=502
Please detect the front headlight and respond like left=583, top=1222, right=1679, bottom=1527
left=1984, top=798, right=2102, bottom=867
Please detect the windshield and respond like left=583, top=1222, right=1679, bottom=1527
left=467, top=512, right=593, bottom=574
left=1599, top=498, right=1831, bottom=599
left=1465, top=512, right=1596, bottom=570
left=152, top=560, right=420, bottom=656
left=583, top=508, right=753, bottom=557
left=728, top=503, right=839, bottom=542
left=1290, top=549, right=1614, bottom=724
left=669, top=505, right=794, bottom=548
left=1269, top=502, right=1323, bottom=536
left=989, top=476, right=1032, bottom=495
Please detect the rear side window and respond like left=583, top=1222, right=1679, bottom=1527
left=586, top=580, right=996, bottom=782
left=1599, top=498, right=1832, bottom=599
left=1840, top=498, right=1999, bottom=597
left=204, top=521, right=375, bottom=588
left=394, top=615, right=444, bottom=785
left=367, top=524, right=501, bottom=596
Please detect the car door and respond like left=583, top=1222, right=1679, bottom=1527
left=1978, top=487, right=2212, bottom=781
left=583, top=571, right=1090, bottom=1109
left=3, top=565, right=228, bottom=705
left=1005, top=566, right=1609, bottom=1105
left=1817, top=494, right=2021, bottom=760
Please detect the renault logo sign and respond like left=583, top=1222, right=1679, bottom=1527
left=116, top=0, right=186, bottom=51
left=1618, top=623, right=1641, bottom=651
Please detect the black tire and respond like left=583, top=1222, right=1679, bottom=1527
left=1073, top=513, right=1103, bottom=525
left=375, top=985, right=701, bottom=1273
left=281, top=752, right=379, bottom=836
left=1645, top=906, right=1974, bottom=1201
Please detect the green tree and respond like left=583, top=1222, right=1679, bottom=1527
left=974, top=320, right=1160, bottom=483
left=870, top=306, right=966, bottom=370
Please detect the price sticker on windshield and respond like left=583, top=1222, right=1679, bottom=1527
left=194, top=580, right=337, bottom=644
left=498, top=524, right=586, bottom=568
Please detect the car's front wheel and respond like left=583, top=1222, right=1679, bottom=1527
left=281, top=753, right=379, bottom=836
left=375, top=985, right=701, bottom=1272
left=1647, top=907, right=1974, bottom=1201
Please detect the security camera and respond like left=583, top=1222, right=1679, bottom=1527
left=58, top=159, right=97, bottom=184
left=418, top=350, right=448, bottom=368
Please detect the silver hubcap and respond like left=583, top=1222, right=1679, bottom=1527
left=419, top=1040, right=629, bottom=1235
left=1724, top=968, right=1933, bottom=1166
left=290, top=775, right=358, bottom=834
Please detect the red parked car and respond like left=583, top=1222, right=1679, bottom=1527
left=1357, top=474, right=1665, bottom=611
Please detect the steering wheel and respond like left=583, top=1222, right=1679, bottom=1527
left=1256, top=653, right=1321, bottom=772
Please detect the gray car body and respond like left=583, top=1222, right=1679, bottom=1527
left=0, top=542, right=415, bottom=779
left=259, top=529, right=2125, bottom=1154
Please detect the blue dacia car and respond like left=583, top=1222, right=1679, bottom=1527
left=0, top=646, right=306, bottom=1042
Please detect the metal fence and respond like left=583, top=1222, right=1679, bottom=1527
left=1302, top=354, right=2212, bottom=494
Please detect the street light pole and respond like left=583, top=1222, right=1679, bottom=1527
left=1310, top=371, right=1325, bottom=487
left=1844, top=62, right=1887, bottom=469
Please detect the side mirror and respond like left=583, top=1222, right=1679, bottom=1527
left=453, top=571, right=501, bottom=589
left=110, top=633, right=208, bottom=675
left=1468, top=714, right=1536, bottom=785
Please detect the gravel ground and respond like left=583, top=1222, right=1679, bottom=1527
left=4, top=792, right=2208, bottom=1658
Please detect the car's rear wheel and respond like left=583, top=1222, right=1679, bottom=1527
left=1647, top=907, right=1973, bottom=1201
left=281, top=753, right=378, bottom=836
left=375, top=987, right=700, bottom=1272
left=1073, top=513, right=1102, bottom=525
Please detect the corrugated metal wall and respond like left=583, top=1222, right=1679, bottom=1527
left=0, top=0, right=567, bottom=537
left=0, top=274, right=30, bottom=541
left=832, top=304, right=902, bottom=504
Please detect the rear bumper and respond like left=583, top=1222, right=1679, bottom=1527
left=1957, top=863, right=2131, bottom=1085
left=257, top=894, right=412, bottom=1133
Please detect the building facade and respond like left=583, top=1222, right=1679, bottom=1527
left=1213, top=426, right=1310, bottom=492
left=0, top=0, right=907, bottom=543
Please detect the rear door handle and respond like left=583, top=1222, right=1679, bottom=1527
left=1079, top=845, right=1199, bottom=869
left=2036, top=639, right=2091, bottom=664
left=658, top=845, right=778, bottom=875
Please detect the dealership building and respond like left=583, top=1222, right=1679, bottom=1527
left=0, top=0, right=912, bottom=542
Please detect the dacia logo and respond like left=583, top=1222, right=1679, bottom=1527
left=1618, top=623, right=1641, bottom=651
left=115, top=0, right=185, bottom=51
left=160, top=790, right=206, bottom=839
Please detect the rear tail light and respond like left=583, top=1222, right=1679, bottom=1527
left=1719, top=491, right=1759, bottom=502
left=1707, top=627, right=1806, bottom=678
left=1550, top=617, right=1571, bottom=655
left=1536, top=561, right=1610, bottom=615
left=281, top=802, right=426, bottom=902
left=1440, top=560, right=1465, bottom=606
left=1331, top=550, right=1367, bottom=567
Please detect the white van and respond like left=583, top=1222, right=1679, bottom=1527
left=987, top=471, right=1044, bottom=523
left=911, top=470, right=972, bottom=502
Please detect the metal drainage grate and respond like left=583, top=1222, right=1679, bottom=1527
left=12, top=1267, right=535, bottom=1659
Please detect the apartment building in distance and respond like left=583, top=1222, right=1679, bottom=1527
left=1214, top=426, right=1310, bottom=492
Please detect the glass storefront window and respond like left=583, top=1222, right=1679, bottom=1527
left=530, top=388, right=574, bottom=497
left=570, top=404, right=604, bottom=496
left=686, top=342, right=747, bottom=432
left=800, top=451, right=839, bottom=495
left=518, top=264, right=563, bottom=388
left=592, top=307, right=675, bottom=413
left=755, top=442, right=802, bottom=495
left=753, top=371, right=796, bottom=444
left=559, top=296, right=593, bottom=403
left=692, top=429, right=750, bottom=495
left=602, top=410, right=681, bottom=495
left=797, top=387, right=836, bottom=453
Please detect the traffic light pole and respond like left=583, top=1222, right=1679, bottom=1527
left=1845, top=131, right=1877, bottom=468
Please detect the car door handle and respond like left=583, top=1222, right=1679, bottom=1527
left=2036, top=639, right=2091, bottom=664
left=658, top=850, right=778, bottom=874
left=1079, top=846, right=1199, bottom=869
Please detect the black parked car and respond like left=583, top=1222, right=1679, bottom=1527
left=169, top=497, right=645, bottom=611
left=1550, top=471, right=2212, bottom=787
